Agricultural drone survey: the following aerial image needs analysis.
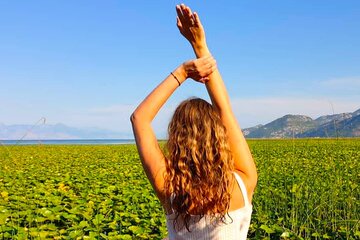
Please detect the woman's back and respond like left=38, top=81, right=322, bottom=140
left=165, top=172, right=252, bottom=240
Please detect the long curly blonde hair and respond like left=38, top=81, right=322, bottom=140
left=165, top=98, right=235, bottom=231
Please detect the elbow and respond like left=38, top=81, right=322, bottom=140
left=130, top=111, right=145, bottom=125
left=130, top=112, right=136, bottom=124
left=130, top=112, right=139, bottom=125
left=130, top=110, right=152, bottom=125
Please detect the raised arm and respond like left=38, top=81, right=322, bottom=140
left=176, top=4, right=258, bottom=195
left=130, top=57, right=216, bottom=204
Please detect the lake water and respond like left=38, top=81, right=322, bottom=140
left=0, top=139, right=136, bottom=145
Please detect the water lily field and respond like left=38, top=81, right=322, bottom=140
left=0, top=139, right=359, bottom=239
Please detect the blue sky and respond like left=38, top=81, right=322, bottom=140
left=1, top=0, right=359, bottom=137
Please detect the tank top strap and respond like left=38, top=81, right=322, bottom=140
left=233, top=172, right=250, bottom=206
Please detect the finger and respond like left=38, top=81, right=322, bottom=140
left=185, top=5, right=192, bottom=15
left=204, top=56, right=216, bottom=67
left=201, top=77, right=210, bottom=83
left=210, top=64, right=217, bottom=74
left=193, top=59, right=211, bottom=73
left=181, top=4, right=193, bottom=26
left=176, top=5, right=186, bottom=24
left=208, top=59, right=217, bottom=70
left=198, top=56, right=214, bottom=67
left=197, top=55, right=212, bottom=64
left=197, top=77, right=209, bottom=84
left=207, top=58, right=217, bottom=69
left=198, top=78, right=205, bottom=84
left=205, top=61, right=215, bottom=71
left=205, top=56, right=215, bottom=64
left=203, top=63, right=217, bottom=76
left=176, top=16, right=183, bottom=29
left=193, top=12, right=202, bottom=27
left=185, top=6, right=193, bottom=20
left=201, top=58, right=214, bottom=70
left=186, top=7, right=196, bottom=26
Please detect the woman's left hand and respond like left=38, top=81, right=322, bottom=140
left=182, top=56, right=217, bottom=83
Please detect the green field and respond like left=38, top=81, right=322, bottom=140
left=0, top=139, right=359, bottom=239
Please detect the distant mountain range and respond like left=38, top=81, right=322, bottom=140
left=243, top=108, right=360, bottom=138
left=2, top=108, right=359, bottom=140
left=0, top=123, right=131, bottom=140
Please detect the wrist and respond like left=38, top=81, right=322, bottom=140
left=192, top=43, right=210, bottom=58
left=173, top=65, right=187, bottom=84
left=191, top=41, right=207, bottom=49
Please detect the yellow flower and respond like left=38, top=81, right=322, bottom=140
left=1, top=191, right=8, bottom=198
left=1, top=191, right=9, bottom=201
left=58, top=183, right=70, bottom=192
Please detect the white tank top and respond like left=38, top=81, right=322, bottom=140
left=165, top=172, right=252, bottom=240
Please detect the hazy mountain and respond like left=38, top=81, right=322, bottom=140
left=244, top=108, right=360, bottom=138
left=244, top=115, right=316, bottom=138
left=298, top=114, right=360, bottom=138
left=242, top=124, right=263, bottom=136
left=353, top=108, right=360, bottom=116
left=0, top=123, right=131, bottom=140
left=3, top=108, right=359, bottom=140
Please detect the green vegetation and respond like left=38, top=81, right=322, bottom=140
left=0, top=139, right=359, bottom=239
left=249, top=139, right=359, bottom=239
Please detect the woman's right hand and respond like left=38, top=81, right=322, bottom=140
left=182, top=56, right=216, bottom=83
left=176, top=4, right=207, bottom=49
